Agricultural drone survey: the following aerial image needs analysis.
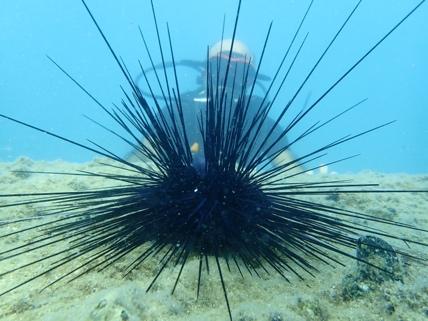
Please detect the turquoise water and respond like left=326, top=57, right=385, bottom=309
left=0, top=2, right=428, bottom=320
left=0, top=0, right=427, bottom=173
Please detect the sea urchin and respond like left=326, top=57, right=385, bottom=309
left=0, top=0, right=427, bottom=320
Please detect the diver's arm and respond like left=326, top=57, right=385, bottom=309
left=266, top=119, right=304, bottom=172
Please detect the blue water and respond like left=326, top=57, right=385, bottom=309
left=0, top=0, right=427, bottom=173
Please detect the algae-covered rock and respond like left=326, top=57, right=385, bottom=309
left=339, top=235, right=403, bottom=301
left=356, top=236, right=402, bottom=283
left=296, top=297, right=329, bottom=321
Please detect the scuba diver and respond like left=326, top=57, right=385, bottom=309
left=128, top=39, right=299, bottom=169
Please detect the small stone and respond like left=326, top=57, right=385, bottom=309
left=385, top=303, right=395, bottom=315
left=358, top=283, right=369, bottom=292
left=387, top=207, right=397, bottom=216
left=120, top=309, right=130, bottom=321
left=296, top=298, right=329, bottom=321
left=96, top=299, right=107, bottom=309
left=269, top=312, right=283, bottom=321
left=340, top=274, right=368, bottom=301
left=89, top=299, right=110, bottom=320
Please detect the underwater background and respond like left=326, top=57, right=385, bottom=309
left=0, top=0, right=427, bottom=173
left=0, top=1, right=428, bottom=321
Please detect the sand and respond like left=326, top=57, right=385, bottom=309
left=0, top=157, right=427, bottom=321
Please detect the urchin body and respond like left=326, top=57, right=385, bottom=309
left=149, top=160, right=272, bottom=256
left=0, top=1, right=427, bottom=321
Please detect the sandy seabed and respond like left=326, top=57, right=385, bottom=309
left=0, top=157, right=427, bottom=321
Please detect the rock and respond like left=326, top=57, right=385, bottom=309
left=269, top=312, right=284, bottom=321
left=296, top=298, right=329, bottom=321
left=356, top=236, right=402, bottom=283
left=338, top=235, right=403, bottom=301
left=10, top=157, right=34, bottom=179
left=384, top=303, right=395, bottom=315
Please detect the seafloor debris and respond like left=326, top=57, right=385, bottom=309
left=337, top=235, right=403, bottom=301
left=356, top=235, right=402, bottom=283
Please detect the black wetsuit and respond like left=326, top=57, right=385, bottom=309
left=126, top=89, right=289, bottom=163
left=181, top=89, right=287, bottom=159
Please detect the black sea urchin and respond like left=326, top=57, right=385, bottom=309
left=0, top=0, right=427, bottom=320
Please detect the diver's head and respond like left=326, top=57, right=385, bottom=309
left=207, top=39, right=256, bottom=95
